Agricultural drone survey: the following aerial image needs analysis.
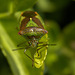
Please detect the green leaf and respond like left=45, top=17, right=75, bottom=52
left=0, top=0, right=37, bottom=18
left=63, top=21, right=75, bottom=51
left=36, top=0, right=71, bottom=12
left=46, top=54, right=71, bottom=75
left=14, top=0, right=37, bottom=11
left=70, top=60, right=75, bottom=75
left=45, top=20, right=60, bottom=43
left=0, top=0, right=11, bottom=13
left=0, top=23, right=29, bottom=75
left=0, top=1, right=14, bottom=18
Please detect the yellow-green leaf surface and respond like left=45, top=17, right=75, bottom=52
left=0, top=22, right=29, bottom=75
left=0, top=16, right=44, bottom=75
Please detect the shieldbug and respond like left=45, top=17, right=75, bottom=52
left=14, top=11, right=48, bottom=68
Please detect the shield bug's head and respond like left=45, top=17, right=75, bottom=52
left=21, top=11, right=38, bottom=18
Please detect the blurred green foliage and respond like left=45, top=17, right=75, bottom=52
left=0, top=0, right=75, bottom=75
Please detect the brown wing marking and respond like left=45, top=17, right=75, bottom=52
left=20, top=17, right=30, bottom=30
left=32, top=17, right=44, bottom=29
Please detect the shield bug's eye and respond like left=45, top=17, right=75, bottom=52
left=35, top=12, right=38, bottom=15
left=18, top=31, right=22, bottom=35
left=45, top=30, right=48, bottom=34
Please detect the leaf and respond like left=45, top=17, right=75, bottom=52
left=0, top=0, right=37, bottom=18
left=36, top=0, right=71, bottom=12
left=45, top=20, right=60, bottom=43
left=0, top=0, right=11, bottom=13
left=63, top=21, right=75, bottom=51
left=0, top=23, right=29, bottom=75
left=14, top=0, right=37, bottom=11
left=0, top=0, right=37, bottom=13
left=0, top=1, right=14, bottom=18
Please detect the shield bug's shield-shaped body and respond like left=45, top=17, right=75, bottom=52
left=18, top=11, right=48, bottom=68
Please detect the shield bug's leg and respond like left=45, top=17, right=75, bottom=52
left=36, top=50, right=39, bottom=56
left=37, top=42, right=45, bottom=56
left=36, top=42, right=45, bottom=56
left=37, top=46, right=43, bottom=56
left=24, top=46, right=35, bottom=66
left=13, top=47, right=27, bottom=51
left=48, top=44, right=56, bottom=46
left=38, top=42, right=43, bottom=44
left=37, top=43, right=56, bottom=54
left=36, top=43, right=48, bottom=59
left=24, top=48, right=35, bottom=67
left=24, top=46, right=39, bottom=66
left=16, top=27, right=19, bottom=31
left=36, top=42, right=40, bottom=56
left=13, top=47, right=36, bottom=66
left=37, top=45, right=44, bottom=56
left=17, top=41, right=26, bottom=47
left=24, top=49, right=34, bottom=62
left=37, top=43, right=48, bottom=51
left=13, top=46, right=33, bottom=61
left=37, top=42, right=56, bottom=56
left=38, top=42, right=56, bottom=46
left=32, top=60, right=34, bottom=67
